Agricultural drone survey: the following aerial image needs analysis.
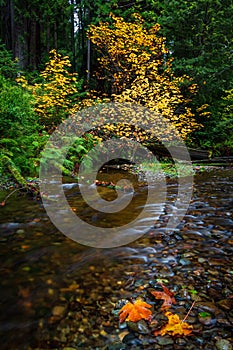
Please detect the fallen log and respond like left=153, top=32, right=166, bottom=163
left=147, top=144, right=209, bottom=161
left=195, top=156, right=233, bottom=164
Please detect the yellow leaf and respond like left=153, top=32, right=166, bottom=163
left=154, top=311, right=193, bottom=337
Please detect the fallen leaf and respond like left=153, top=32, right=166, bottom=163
left=154, top=311, right=193, bottom=337
left=21, top=245, right=30, bottom=250
left=60, top=283, right=80, bottom=292
left=119, top=299, right=152, bottom=323
left=118, top=330, right=129, bottom=342
left=151, top=283, right=176, bottom=309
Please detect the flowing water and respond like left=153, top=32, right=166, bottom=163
left=0, top=168, right=232, bottom=349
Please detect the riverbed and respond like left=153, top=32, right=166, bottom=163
left=0, top=168, right=232, bottom=349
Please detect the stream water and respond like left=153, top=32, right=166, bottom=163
left=0, top=168, right=232, bottom=350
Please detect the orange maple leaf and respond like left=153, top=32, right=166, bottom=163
left=151, top=283, right=176, bottom=310
left=119, top=299, right=152, bottom=323
left=154, top=311, right=193, bottom=337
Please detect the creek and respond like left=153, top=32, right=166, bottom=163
left=0, top=167, right=232, bottom=349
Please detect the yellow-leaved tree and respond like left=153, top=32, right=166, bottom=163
left=88, top=14, right=209, bottom=140
left=17, top=49, right=83, bottom=133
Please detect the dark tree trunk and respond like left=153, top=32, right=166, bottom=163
left=54, top=21, right=58, bottom=49
left=46, top=19, right=50, bottom=53
left=70, top=0, right=76, bottom=70
left=0, top=0, right=14, bottom=52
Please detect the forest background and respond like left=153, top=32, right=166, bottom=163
left=0, top=0, right=232, bottom=182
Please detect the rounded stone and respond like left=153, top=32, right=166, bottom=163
left=216, top=339, right=232, bottom=350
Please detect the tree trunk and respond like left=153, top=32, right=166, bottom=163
left=54, top=21, right=58, bottom=49
left=70, top=0, right=76, bottom=70
left=87, top=38, right=91, bottom=81
left=46, top=19, right=50, bottom=53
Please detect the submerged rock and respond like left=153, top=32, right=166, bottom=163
left=216, top=339, right=232, bottom=350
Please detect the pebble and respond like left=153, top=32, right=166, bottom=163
left=217, top=299, right=233, bottom=311
left=195, top=301, right=222, bottom=315
left=198, top=314, right=216, bottom=326
left=156, top=335, right=174, bottom=345
left=216, top=339, right=232, bottom=350
left=136, top=320, right=150, bottom=334
left=49, top=305, right=67, bottom=323
left=127, top=320, right=150, bottom=334
left=108, top=342, right=127, bottom=350
left=179, top=258, right=192, bottom=266
left=52, top=305, right=67, bottom=317
left=175, top=338, right=187, bottom=346
left=16, top=229, right=25, bottom=234
left=122, top=333, right=142, bottom=346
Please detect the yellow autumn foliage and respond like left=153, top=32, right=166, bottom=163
left=17, top=50, right=81, bottom=132
left=88, top=14, right=209, bottom=140
left=154, top=311, right=193, bottom=337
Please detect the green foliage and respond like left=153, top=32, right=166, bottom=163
left=211, top=89, right=233, bottom=154
left=0, top=0, right=232, bottom=173
left=154, top=0, right=233, bottom=149
left=0, top=74, right=48, bottom=180
left=0, top=75, right=35, bottom=137
left=0, top=42, right=19, bottom=79
left=40, top=133, right=99, bottom=176
left=156, top=0, right=233, bottom=101
left=0, top=62, right=97, bottom=183
left=0, top=154, right=27, bottom=185
left=140, top=159, right=194, bottom=178
left=194, top=88, right=233, bottom=155
left=199, top=312, right=211, bottom=318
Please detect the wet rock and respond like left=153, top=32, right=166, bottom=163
left=118, top=322, right=127, bottom=330
left=216, top=339, right=232, bottom=350
left=208, top=258, right=228, bottom=266
left=179, top=258, right=192, bottom=266
left=122, top=333, right=142, bottom=346
left=52, top=305, right=67, bottom=317
left=216, top=317, right=231, bottom=326
left=208, top=269, right=219, bottom=276
left=210, top=217, right=233, bottom=228
left=62, top=183, right=79, bottom=190
left=16, top=229, right=25, bottom=234
left=207, top=287, right=223, bottom=300
left=204, top=346, right=216, bottom=350
left=217, top=299, right=233, bottom=311
left=195, top=301, right=222, bottom=315
left=185, top=315, right=197, bottom=324
left=195, top=337, right=205, bottom=346
left=156, top=335, right=174, bottom=345
left=49, top=305, right=67, bottom=323
left=150, top=312, right=168, bottom=330
left=175, top=338, right=187, bottom=346
left=127, top=320, right=150, bottom=334
left=198, top=314, right=216, bottom=326
left=118, top=331, right=129, bottom=341
left=137, top=320, right=150, bottom=334
left=108, top=342, right=127, bottom=350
